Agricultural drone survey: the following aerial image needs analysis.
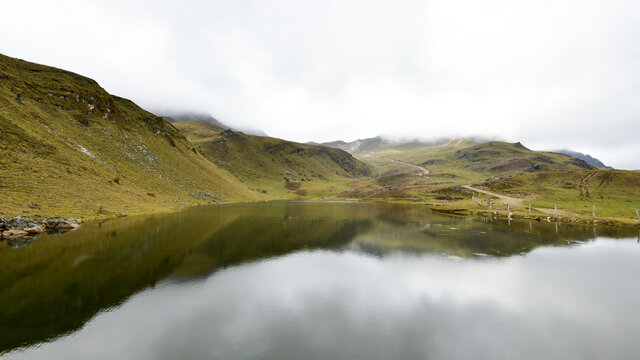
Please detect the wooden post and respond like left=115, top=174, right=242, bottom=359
left=507, top=204, right=510, bottom=212
left=593, top=205, right=596, bottom=219
left=636, top=209, right=639, bottom=222
left=554, top=204, right=557, bottom=217
left=489, top=202, right=492, bottom=210
left=529, top=203, right=531, bottom=213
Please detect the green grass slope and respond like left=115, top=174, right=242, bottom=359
left=0, top=54, right=260, bottom=219
left=174, top=120, right=372, bottom=198
left=482, top=169, right=640, bottom=221
left=376, top=140, right=594, bottom=182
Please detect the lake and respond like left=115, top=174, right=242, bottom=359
left=1, top=202, right=639, bottom=359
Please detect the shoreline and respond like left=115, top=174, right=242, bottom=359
left=2, top=198, right=638, bottom=243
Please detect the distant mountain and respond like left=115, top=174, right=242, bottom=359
left=174, top=121, right=372, bottom=196
left=318, top=136, right=454, bottom=153
left=318, top=136, right=387, bottom=153
left=162, top=112, right=268, bottom=137
left=553, top=150, right=612, bottom=169
left=318, top=136, right=493, bottom=153
left=162, top=112, right=227, bottom=128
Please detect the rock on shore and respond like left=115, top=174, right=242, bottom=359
left=1, top=216, right=81, bottom=240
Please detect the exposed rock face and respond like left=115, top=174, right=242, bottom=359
left=8, top=216, right=40, bottom=230
left=0, top=217, right=81, bottom=240
left=2, top=229, right=28, bottom=238
left=514, top=142, right=529, bottom=150
left=523, top=164, right=541, bottom=172
left=25, top=227, right=45, bottom=234
left=55, top=223, right=80, bottom=230
left=44, top=218, right=73, bottom=228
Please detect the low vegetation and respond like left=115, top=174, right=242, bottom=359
left=174, top=120, right=371, bottom=198
left=1, top=53, right=638, bottom=227
left=0, top=54, right=264, bottom=220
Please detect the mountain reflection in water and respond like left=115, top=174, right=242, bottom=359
left=1, top=202, right=638, bottom=359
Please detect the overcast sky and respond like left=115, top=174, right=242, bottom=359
left=2, top=0, right=639, bottom=168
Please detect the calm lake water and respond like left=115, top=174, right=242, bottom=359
left=1, top=202, right=639, bottom=359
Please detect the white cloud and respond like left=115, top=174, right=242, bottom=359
left=1, top=0, right=639, bottom=168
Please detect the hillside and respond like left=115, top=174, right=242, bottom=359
left=174, top=121, right=372, bottom=197
left=0, top=54, right=260, bottom=220
left=374, top=140, right=595, bottom=182
left=162, top=112, right=268, bottom=136
left=480, top=169, right=640, bottom=219
left=554, top=149, right=612, bottom=169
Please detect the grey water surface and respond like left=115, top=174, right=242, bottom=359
left=1, top=202, right=639, bottom=359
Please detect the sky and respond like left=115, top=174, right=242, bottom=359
left=1, top=0, right=639, bottom=168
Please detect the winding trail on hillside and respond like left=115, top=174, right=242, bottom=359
left=380, top=157, right=431, bottom=176
left=462, top=185, right=523, bottom=207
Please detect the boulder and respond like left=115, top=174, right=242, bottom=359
left=56, top=223, right=80, bottom=230
left=44, top=218, right=71, bottom=228
left=41, top=218, right=82, bottom=230
left=8, top=216, right=39, bottom=230
left=0, top=217, right=7, bottom=230
left=24, top=226, right=44, bottom=234
left=2, top=229, right=29, bottom=238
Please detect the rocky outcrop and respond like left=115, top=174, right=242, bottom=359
left=7, top=216, right=40, bottom=230
left=0, top=216, right=81, bottom=240
left=43, top=218, right=81, bottom=229
left=2, top=229, right=29, bottom=238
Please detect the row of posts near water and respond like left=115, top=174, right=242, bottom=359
left=471, top=191, right=640, bottom=223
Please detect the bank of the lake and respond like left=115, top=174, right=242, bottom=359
left=1, top=201, right=639, bottom=359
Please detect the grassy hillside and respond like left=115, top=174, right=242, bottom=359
left=0, top=54, right=260, bottom=220
left=481, top=169, right=640, bottom=220
left=174, top=120, right=372, bottom=198
left=376, top=140, right=594, bottom=181
left=334, top=139, right=640, bottom=223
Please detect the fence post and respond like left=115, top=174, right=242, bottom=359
left=529, top=203, right=531, bottom=213
left=554, top=204, right=557, bottom=217
left=593, top=205, right=596, bottom=219
left=636, top=209, right=640, bottom=222
left=507, top=204, right=510, bottom=212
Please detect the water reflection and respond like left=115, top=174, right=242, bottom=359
left=1, top=202, right=638, bottom=359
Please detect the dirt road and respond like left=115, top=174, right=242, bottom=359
left=380, top=157, right=431, bottom=176
left=462, top=185, right=523, bottom=207
left=462, top=185, right=580, bottom=216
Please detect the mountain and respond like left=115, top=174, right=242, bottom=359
left=174, top=121, right=372, bottom=197
left=162, top=112, right=228, bottom=129
left=369, top=140, right=594, bottom=181
left=162, top=112, right=268, bottom=136
left=553, top=149, right=612, bottom=169
left=0, top=54, right=260, bottom=219
left=319, top=136, right=498, bottom=154
left=1, top=53, right=637, bottom=223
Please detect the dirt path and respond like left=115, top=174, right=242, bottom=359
left=536, top=208, right=575, bottom=216
left=380, top=157, right=431, bottom=176
left=463, top=185, right=583, bottom=217
left=462, top=185, right=524, bottom=207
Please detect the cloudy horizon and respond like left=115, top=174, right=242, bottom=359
left=2, top=0, right=639, bottom=169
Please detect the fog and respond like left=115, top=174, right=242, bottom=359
left=2, top=0, right=639, bottom=168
